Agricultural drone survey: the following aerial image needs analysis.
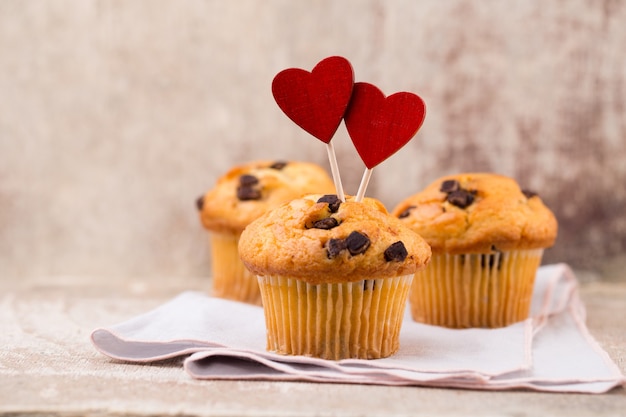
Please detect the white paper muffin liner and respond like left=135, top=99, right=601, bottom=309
left=257, top=274, right=413, bottom=360
left=209, top=232, right=262, bottom=306
left=409, top=248, right=544, bottom=328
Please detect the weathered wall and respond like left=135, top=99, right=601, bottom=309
left=1, top=0, right=625, bottom=280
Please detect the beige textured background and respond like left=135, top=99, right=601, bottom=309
left=1, top=0, right=625, bottom=281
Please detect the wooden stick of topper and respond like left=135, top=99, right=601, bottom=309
left=344, top=82, right=426, bottom=202
left=324, top=141, right=344, bottom=201
left=355, top=167, right=373, bottom=203
left=271, top=56, right=354, bottom=202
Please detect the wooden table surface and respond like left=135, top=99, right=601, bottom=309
left=1, top=273, right=624, bottom=417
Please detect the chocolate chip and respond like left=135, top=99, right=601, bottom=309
left=447, top=189, right=475, bottom=208
left=481, top=253, right=502, bottom=270
left=237, top=186, right=262, bottom=201
left=363, top=280, right=376, bottom=291
left=440, top=179, right=477, bottom=209
left=237, top=175, right=262, bottom=201
left=384, top=241, right=408, bottom=262
left=317, top=194, right=341, bottom=213
left=326, top=231, right=370, bottom=258
left=195, top=195, right=204, bottom=211
left=397, top=206, right=415, bottom=219
left=522, top=189, right=537, bottom=199
left=312, top=217, right=339, bottom=230
left=440, top=179, right=460, bottom=193
left=239, top=174, right=259, bottom=187
left=345, top=231, right=370, bottom=256
left=270, top=161, right=288, bottom=170
left=326, top=238, right=347, bottom=259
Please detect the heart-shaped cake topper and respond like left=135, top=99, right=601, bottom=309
left=344, top=82, right=426, bottom=169
left=271, top=56, right=354, bottom=143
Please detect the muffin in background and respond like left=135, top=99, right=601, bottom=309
left=239, top=194, right=431, bottom=360
left=197, top=160, right=336, bottom=305
left=392, top=173, right=558, bottom=329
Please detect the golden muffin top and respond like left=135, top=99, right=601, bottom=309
left=197, top=160, right=336, bottom=235
left=238, top=194, right=432, bottom=284
left=392, top=173, right=558, bottom=254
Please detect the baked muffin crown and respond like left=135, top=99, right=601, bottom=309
left=198, top=160, right=336, bottom=234
left=392, top=173, right=558, bottom=254
left=239, top=194, right=432, bottom=284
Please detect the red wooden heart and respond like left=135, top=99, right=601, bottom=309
left=344, top=82, right=426, bottom=168
left=272, top=56, right=354, bottom=143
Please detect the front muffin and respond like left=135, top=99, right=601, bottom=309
left=239, top=194, right=432, bottom=360
left=197, top=160, right=336, bottom=305
left=392, top=173, right=558, bottom=328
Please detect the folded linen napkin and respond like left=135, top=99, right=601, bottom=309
left=91, top=264, right=625, bottom=393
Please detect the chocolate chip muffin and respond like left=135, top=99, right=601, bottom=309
left=239, top=194, right=431, bottom=360
left=392, top=173, right=558, bottom=328
left=197, top=160, right=335, bottom=305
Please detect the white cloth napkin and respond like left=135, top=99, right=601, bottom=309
left=90, top=264, right=625, bottom=393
